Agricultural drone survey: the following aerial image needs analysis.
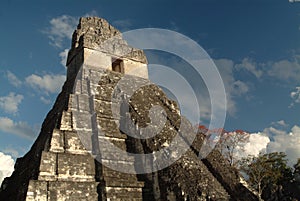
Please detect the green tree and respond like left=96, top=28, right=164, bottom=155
left=290, top=159, right=300, bottom=200
left=294, top=158, right=300, bottom=177
left=239, top=152, right=293, bottom=201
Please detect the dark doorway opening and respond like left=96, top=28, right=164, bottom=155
left=112, top=58, right=124, bottom=73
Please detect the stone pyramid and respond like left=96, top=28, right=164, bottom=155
left=0, top=17, right=258, bottom=201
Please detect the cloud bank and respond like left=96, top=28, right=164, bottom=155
left=43, top=15, right=77, bottom=48
left=290, top=87, right=300, bottom=107
left=233, top=121, right=300, bottom=166
left=265, top=124, right=300, bottom=166
left=6, top=71, right=22, bottom=87
left=0, top=152, right=14, bottom=185
left=0, top=93, right=23, bottom=115
left=0, top=117, right=36, bottom=139
left=25, top=74, right=65, bottom=94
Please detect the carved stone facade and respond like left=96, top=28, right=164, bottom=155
left=0, top=17, right=258, bottom=201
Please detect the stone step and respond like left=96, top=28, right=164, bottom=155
left=97, top=118, right=127, bottom=139
left=26, top=180, right=99, bottom=201
left=102, top=166, right=139, bottom=181
left=104, top=179, right=144, bottom=188
left=96, top=150, right=135, bottom=162
left=97, top=136, right=127, bottom=150
left=105, top=188, right=144, bottom=200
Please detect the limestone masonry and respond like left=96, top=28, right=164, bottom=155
left=0, top=17, right=258, bottom=201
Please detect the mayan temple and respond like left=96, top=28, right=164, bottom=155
left=0, top=17, right=258, bottom=201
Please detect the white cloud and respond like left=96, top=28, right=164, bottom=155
left=59, top=49, right=69, bottom=67
left=214, top=58, right=250, bottom=115
left=223, top=131, right=270, bottom=160
left=44, top=15, right=78, bottom=48
left=265, top=126, right=287, bottom=136
left=272, top=120, right=288, bottom=127
left=40, top=96, right=51, bottom=105
left=235, top=58, right=263, bottom=78
left=214, top=59, right=237, bottom=115
left=229, top=124, right=300, bottom=167
left=263, top=125, right=300, bottom=166
left=1, top=147, right=20, bottom=158
left=232, top=80, right=249, bottom=96
left=44, top=11, right=99, bottom=49
left=242, top=133, right=270, bottom=157
left=44, top=12, right=99, bottom=68
left=0, top=117, right=36, bottom=139
left=6, top=71, right=22, bottom=87
left=290, top=87, right=300, bottom=107
left=230, top=120, right=300, bottom=166
left=0, top=93, right=23, bottom=115
left=147, top=56, right=250, bottom=122
left=0, top=152, right=14, bottom=185
left=25, top=73, right=65, bottom=94
left=291, top=87, right=300, bottom=102
left=267, top=58, right=300, bottom=81
left=215, top=55, right=300, bottom=86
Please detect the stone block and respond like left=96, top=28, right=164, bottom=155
left=94, top=99, right=120, bottom=119
left=60, top=110, right=73, bottom=131
left=38, top=151, right=57, bottom=181
left=102, top=166, right=139, bottom=182
left=57, top=153, right=95, bottom=181
left=100, top=159, right=136, bottom=174
left=123, top=60, right=148, bottom=79
left=65, top=131, right=88, bottom=154
left=49, top=129, right=64, bottom=153
left=106, top=187, right=143, bottom=200
left=26, top=180, right=47, bottom=201
left=71, top=111, right=93, bottom=131
left=83, top=50, right=111, bottom=76
left=70, top=94, right=91, bottom=113
left=95, top=85, right=116, bottom=102
left=74, top=80, right=89, bottom=95
left=97, top=118, right=126, bottom=139
left=76, top=130, right=93, bottom=153
left=48, top=181, right=98, bottom=201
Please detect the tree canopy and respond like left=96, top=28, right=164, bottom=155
left=240, top=152, right=299, bottom=201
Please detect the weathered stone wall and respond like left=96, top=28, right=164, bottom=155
left=81, top=48, right=148, bottom=79
left=117, top=74, right=231, bottom=200
left=71, top=66, right=146, bottom=201
left=0, top=74, right=74, bottom=200
left=203, top=149, right=258, bottom=201
left=67, top=17, right=148, bottom=79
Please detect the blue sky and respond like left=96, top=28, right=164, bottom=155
left=1, top=0, right=300, bottom=181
